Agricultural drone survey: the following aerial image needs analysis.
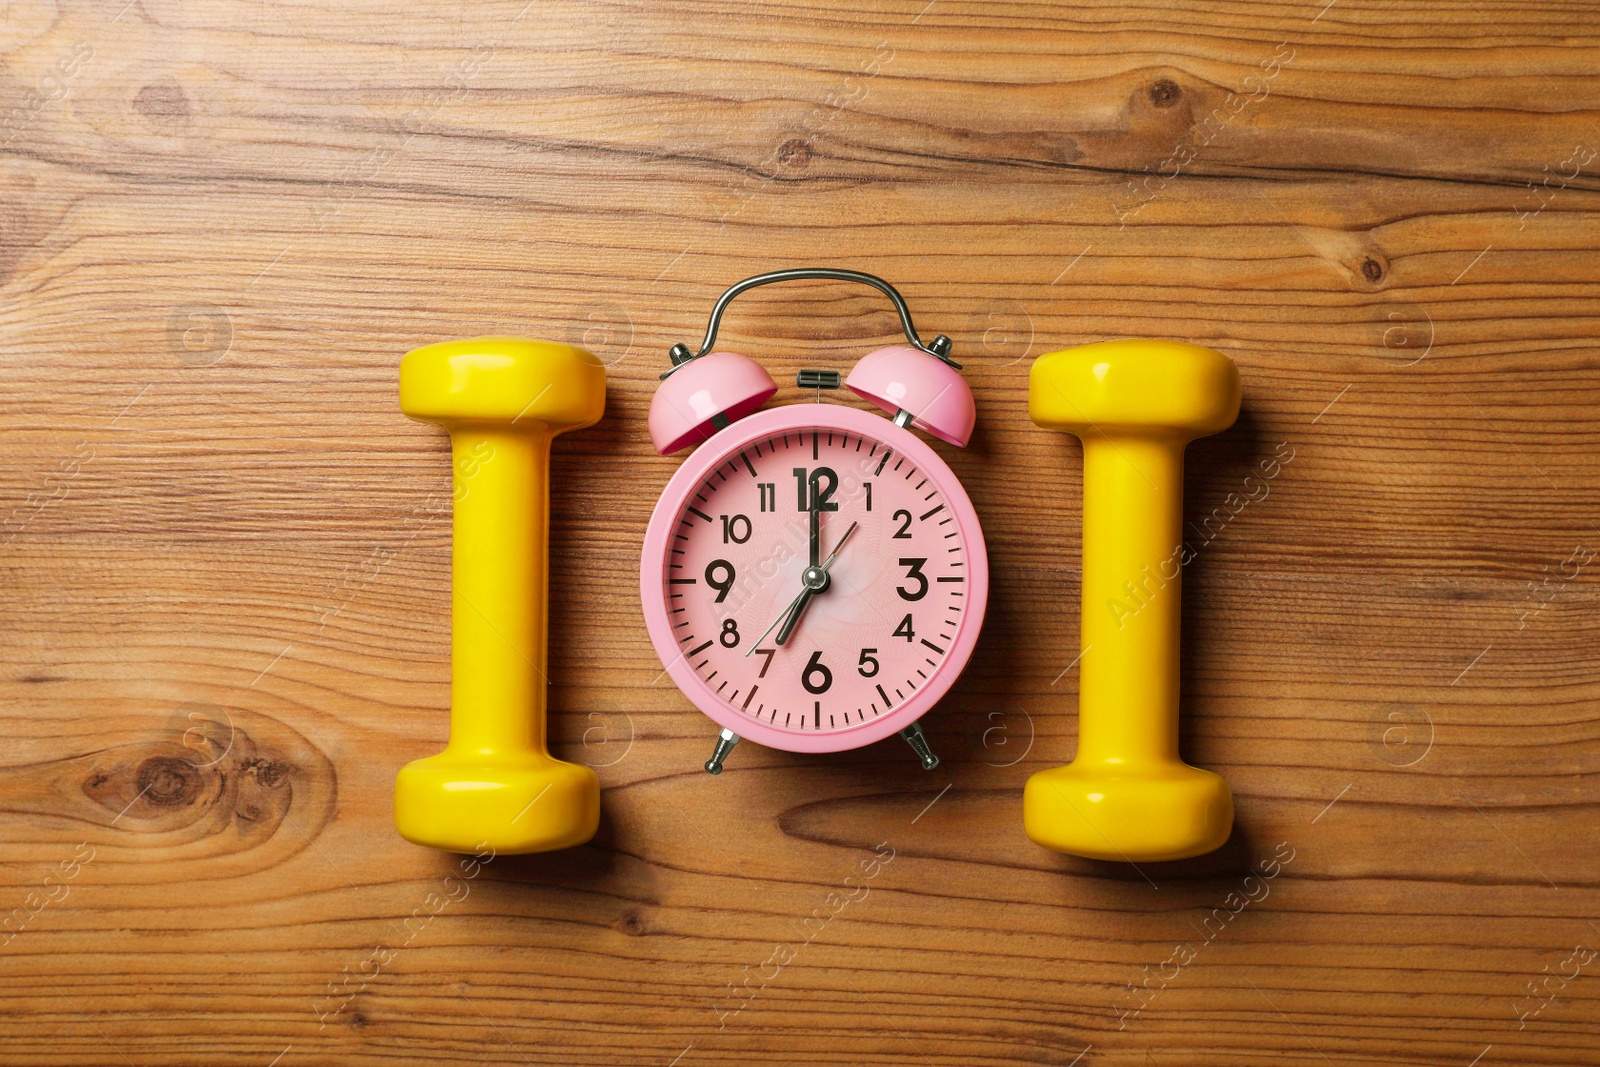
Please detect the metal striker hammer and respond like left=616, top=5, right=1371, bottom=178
left=1026, top=339, right=1240, bottom=862
left=395, top=337, right=605, bottom=854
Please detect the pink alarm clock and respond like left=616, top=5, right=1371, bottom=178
left=640, top=269, right=989, bottom=774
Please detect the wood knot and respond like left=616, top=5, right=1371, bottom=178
left=777, top=138, right=812, bottom=168
left=242, top=757, right=291, bottom=789
left=617, top=911, right=648, bottom=937
left=133, top=80, right=191, bottom=127
left=135, top=756, right=202, bottom=807
left=1352, top=248, right=1391, bottom=291
left=55, top=706, right=336, bottom=874
left=1148, top=79, right=1182, bottom=108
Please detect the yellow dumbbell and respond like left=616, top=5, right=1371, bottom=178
left=1025, top=339, right=1239, bottom=861
left=395, top=337, right=605, bottom=854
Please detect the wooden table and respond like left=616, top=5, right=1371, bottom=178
left=3, top=1, right=1597, bottom=1064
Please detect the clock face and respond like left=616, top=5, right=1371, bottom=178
left=642, top=404, right=987, bottom=752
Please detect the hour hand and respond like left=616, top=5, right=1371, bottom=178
left=774, top=590, right=811, bottom=646
left=745, top=585, right=809, bottom=656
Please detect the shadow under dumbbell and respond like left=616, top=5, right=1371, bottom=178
left=474, top=807, right=626, bottom=886
left=1179, top=400, right=1269, bottom=877
left=1036, top=816, right=1263, bottom=892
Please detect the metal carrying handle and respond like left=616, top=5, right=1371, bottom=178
left=665, top=267, right=957, bottom=377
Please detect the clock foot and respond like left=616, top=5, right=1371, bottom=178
left=898, top=722, right=940, bottom=770
left=704, top=728, right=740, bottom=775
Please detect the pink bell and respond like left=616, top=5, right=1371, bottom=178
left=648, top=351, right=777, bottom=454
left=845, top=345, right=976, bottom=447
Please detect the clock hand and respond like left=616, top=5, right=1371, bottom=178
left=745, top=520, right=861, bottom=655
left=809, top=492, right=821, bottom=568
left=773, top=589, right=814, bottom=648
left=818, top=520, right=859, bottom=571
left=744, top=584, right=811, bottom=656
left=775, top=520, right=859, bottom=646
left=775, top=496, right=823, bottom=645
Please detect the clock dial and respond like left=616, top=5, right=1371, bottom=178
left=663, top=427, right=970, bottom=735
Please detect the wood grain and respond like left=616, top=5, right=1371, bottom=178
left=3, top=0, right=1599, bottom=1063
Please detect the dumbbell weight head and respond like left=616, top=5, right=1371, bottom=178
left=400, top=335, right=608, bottom=430
left=396, top=337, right=605, bottom=854
left=1029, top=338, right=1239, bottom=440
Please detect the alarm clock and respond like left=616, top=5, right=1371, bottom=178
left=639, top=268, right=989, bottom=774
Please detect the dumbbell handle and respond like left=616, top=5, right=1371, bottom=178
left=1078, top=436, right=1184, bottom=765
left=447, top=429, right=553, bottom=756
